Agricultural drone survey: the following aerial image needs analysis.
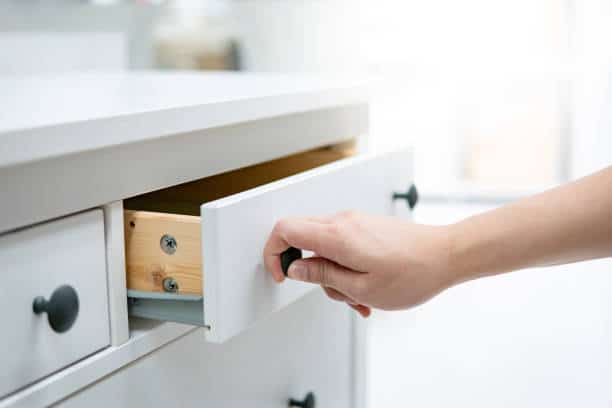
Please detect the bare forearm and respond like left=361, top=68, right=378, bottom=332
left=265, top=166, right=612, bottom=314
left=448, top=166, right=612, bottom=285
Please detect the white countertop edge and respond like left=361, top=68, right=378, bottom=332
left=1, top=88, right=367, bottom=169
left=0, top=72, right=369, bottom=169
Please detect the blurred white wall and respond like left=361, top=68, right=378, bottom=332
left=0, top=33, right=126, bottom=75
left=231, top=2, right=612, bottom=408
left=0, top=1, right=158, bottom=72
left=369, top=202, right=612, bottom=408
left=233, top=0, right=364, bottom=72
left=571, top=0, right=612, bottom=178
left=233, top=0, right=573, bottom=192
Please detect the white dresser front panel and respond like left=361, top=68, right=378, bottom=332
left=58, top=291, right=354, bottom=408
left=202, top=148, right=412, bottom=342
left=126, top=147, right=413, bottom=344
left=0, top=210, right=110, bottom=398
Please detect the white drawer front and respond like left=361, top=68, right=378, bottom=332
left=0, top=210, right=110, bottom=397
left=202, top=148, right=412, bottom=342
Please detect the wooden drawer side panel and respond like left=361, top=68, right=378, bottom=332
left=124, top=142, right=355, bottom=216
left=124, top=210, right=202, bottom=295
left=123, top=141, right=355, bottom=296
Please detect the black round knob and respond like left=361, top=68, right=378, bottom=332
left=281, top=247, right=303, bottom=276
left=288, top=392, right=315, bottom=408
left=393, top=183, right=419, bottom=210
left=33, top=285, right=79, bottom=333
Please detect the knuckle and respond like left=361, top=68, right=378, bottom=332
left=337, top=210, right=359, bottom=222
left=274, top=218, right=291, bottom=234
left=318, top=259, right=331, bottom=287
left=304, top=261, right=319, bottom=284
left=323, top=222, right=349, bottom=261
left=325, top=221, right=343, bottom=238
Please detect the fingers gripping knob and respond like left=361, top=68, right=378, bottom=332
left=281, top=247, right=303, bottom=276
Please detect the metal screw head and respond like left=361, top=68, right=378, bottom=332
left=162, top=277, right=179, bottom=293
left=160, top=234, right=177, bottom=255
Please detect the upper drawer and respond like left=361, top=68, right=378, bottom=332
left=125, top=145, right=414, bottom=343
left=0, top=210, right=110, bottom=398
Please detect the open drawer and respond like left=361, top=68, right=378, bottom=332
left=124, top=144, right=415, bottom=342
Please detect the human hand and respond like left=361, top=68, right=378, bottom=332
left=263, top=211, right=455, bottom=317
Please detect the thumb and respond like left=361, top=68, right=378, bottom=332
left=287, top=257, right=360, bottom=295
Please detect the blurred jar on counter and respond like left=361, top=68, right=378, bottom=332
left=155, top=0, right=240, bottom=70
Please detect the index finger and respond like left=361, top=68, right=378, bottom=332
left=263, top=216, right=338, bottom=282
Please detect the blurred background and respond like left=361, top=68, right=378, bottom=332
left=2, top=0, right=611, bottom=406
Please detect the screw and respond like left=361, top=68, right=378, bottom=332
left=162, top=277, right=179, bottom=293
left=160, top=234, right=177, bottom=255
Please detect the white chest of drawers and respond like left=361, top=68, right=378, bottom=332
left=0, top=71, right=409, bottom=408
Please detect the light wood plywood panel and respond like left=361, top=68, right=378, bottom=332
left=125, top=210, right=202, bottom=295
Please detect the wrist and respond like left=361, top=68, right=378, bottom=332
left=443, top=221, right=473, bottom=287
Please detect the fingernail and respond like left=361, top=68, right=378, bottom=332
left=288, top=262, right=306, bottom=281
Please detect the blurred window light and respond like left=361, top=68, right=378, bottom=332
left=184, top=0, right=575, bottom=195
left=356, top=0, right=572, bottom=195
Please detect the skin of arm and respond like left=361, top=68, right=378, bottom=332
left=263, top=166, right=612, bottom=317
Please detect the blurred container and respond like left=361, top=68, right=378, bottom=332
left=154, top=0, right=239, bottom=70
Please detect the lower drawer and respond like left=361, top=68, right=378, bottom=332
left=0, top=210, right=110, bottom=398
left=124, top=143, right=414, bottom=343
left=56, top=291, right=354, bottom=408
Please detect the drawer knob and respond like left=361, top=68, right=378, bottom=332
left=281, top=247, right=303, bottom=276
left=393, top=183, right=419, bottom=210
left=32, top=285, right=79, bottom=333
left=288, top=392, right=315, bottom=408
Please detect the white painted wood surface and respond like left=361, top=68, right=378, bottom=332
left=57, top=292, right=353, bottom=408
left=202, top=148, right=412, bottom=342
left=0, top=210, right=109, bottom=398
left=0, top=72, right=371, bottom=407
left=0, top=102, right=366, bottom=234
left=0, top=72, right=367, bottom=168
left=351, top=314, right=369, bottom=408
left=103, top=202, right=129, bottom=346
left=0, top=320, right=195, bottom=408
left=0, top=33, right=127, bottom=75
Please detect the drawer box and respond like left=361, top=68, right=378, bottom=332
left=124, top=144, right=413, bottom=343
left=0, top=210, right=110, bottom=398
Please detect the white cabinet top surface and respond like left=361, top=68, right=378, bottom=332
left=0, top=71, right=367, bottom=167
